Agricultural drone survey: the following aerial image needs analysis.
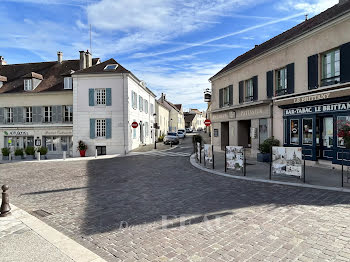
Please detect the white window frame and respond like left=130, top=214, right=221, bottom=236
left=275, top=67, right=287, bottom=96
left=64, top=105, right=73, bottom=122
left=64, top=77, right=73, bottom=90
left=131, top=91, right=137, bottom=110
left=95, top=88, right=106, bottom=105
left=6, top=107, right=13, bottom=123
left=144, top=99, right=148, bottom=114
left=139, top=96, right=143, bottom=112
left=96, top=119, right=106, bottom=137
left=44, top=106, right=52, bottom=123
left=321, top=48, right=340, bottom=86
left=26, top=107, right=32, bottom=123
left=244, top=78, right=254, bottom=102
left=223, top=86, right=230, bottom=106
left=24, top=79, right=32, bottom=91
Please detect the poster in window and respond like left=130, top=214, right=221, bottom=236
left=290, top=119, right=299, bottom=144
left=226, top=146, right=244, bottom=171
left=272, top=147, right=302, bottom=177
left=214, top=129, right=219, bottom=137
left=204, top=144, right=213, bottom=164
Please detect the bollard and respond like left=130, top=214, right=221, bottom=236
left=171, top=141, right=173, bottom=147
left=0, top=185, right=11, bottom=217
left=63, top=151, right=66, bottom=160
left=37, top=152, right=41, bottom=161
left=95, top=149, right=98, bottom=158
left=154, top=141, right=157, bottom=150
left=9, top=154, right=11, bottom=161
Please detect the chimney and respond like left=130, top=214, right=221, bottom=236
left=161, top=93, right=166, bottom=102
left=57, top=51, right=63, bottom=63
left=79, top=50, right=86, bottom=70
left=85, top=50, right=92, bottom=68
left=0, top=56, right=7, bottom=66
left=339, top=0, right=348, bottom=4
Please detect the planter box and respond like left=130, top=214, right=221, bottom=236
left=40, top=155, right=47, bottom=160
left=2, top=156, right=9, bottom=160
left=257, top=153, right=271, bottom=162
left=15, top=155, right=23, bottom=160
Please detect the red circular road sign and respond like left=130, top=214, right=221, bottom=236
left=204, top=119, right=211, bottom=126
left=131, top=122, right=139, bottom=128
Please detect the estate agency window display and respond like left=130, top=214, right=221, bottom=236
left=282, top=100, right=350, bottom=163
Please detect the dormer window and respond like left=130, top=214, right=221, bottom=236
left=24, top=79, right=32, bottom=91
left=104, top=64, right=118, bottom=71
left=64, top=77, right=73, bottom=89
left=0, top=75, right=7, bottom=88
left=0, top=81, right=3, bottom=88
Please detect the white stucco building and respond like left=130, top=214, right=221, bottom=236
left=72, top=58, right=156, bottom=156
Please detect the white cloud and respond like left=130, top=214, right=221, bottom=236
left=276, top=0, right=338, bottom=15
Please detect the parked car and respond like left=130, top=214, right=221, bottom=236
left=177, top=131, right=185, bottom=139
left=178, top=129, right=186, bottom=138
left=164, top=132, right=180, bottom=145
left=185, top=128, right=193, bottom=133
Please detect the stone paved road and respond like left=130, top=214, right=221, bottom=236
left=2, top=136, right=350, bottom=261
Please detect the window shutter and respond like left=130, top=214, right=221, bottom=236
left=219, top=89, right=223, bottom=108
left=57, top=106, right=62, bottom=122
left=229, top=85, right=233, bottom=105
left=52, top=106, right=57, bottom=122
left=253, top=76, right=258, bottom=101
left=106, top=88, right=112, bottom=106
left=33, top=106, right=41, bottom=123
left=90, top=119, right=95, bottom=139
left=266, top=71, right=273, bottom=98
left=308, top=54, right=319, bottom=89
left=287, top=63, right=295, bottom=94
left=106, top=118, right=112, bottom=139
left=89, top=89, right=94, bottom=106
left=13, top=107, right=18, bottom=123
left=340, top=42, right=350, bottom=83
left=0, top=108, right=4, bottom=124
left=239, top=81, right=244, bottom=104
left=18, top=107, right=23, bottom=123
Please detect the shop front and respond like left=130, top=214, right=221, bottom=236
left=281, top=97, right=350, bottom=164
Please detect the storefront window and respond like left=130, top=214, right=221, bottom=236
left=323, top=117, right=333, bottom=148
left=284, top=119, right=287, bottom=144
left=290, top=119, right=299, bottom=144
left=259, top=119, right=268, bottom=144
left=337, top=116, right=350, bottom=148
left=302, top=119, right=313, bottom=145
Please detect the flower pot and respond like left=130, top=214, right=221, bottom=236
left=79, top=150, right=86, bottom=157
left=40, top=155, right=46, bottom=160
left=2, top=156, right=9, bottom=160
left=257, top=153, right=271, bottom=162
left=15, top=155, right=22, bottom=160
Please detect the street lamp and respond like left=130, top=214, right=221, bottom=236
left=153, top=113, right=157, bottom=149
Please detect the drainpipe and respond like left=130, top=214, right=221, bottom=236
left=123, top=74, right=127, bottom=155
left=270, top=102, right=274, bottom=138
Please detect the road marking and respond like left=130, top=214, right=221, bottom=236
left=127, top=151, right=191, bottom=157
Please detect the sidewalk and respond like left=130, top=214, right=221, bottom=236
left=0, top=205, right=105, bottom=262
left=194, top=150, right=350, bottom=190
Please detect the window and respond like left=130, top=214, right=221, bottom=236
left=302, top=118, right=313, bottom=145
left=6, top=108, right=13, bottom=123
left=44, top=106, right=52, bottom=122
left=25, top=107, right=32, bottom=123
left=321, top=49, right=340, bottom=86
left=259, top=119, right=268, bottom=144
left=96, top=119, right=106, bottom=137
left=64, top=77, right=73, bottom=89
left=323, top=117, right=333, bottom=148
left=337, top=116, right=350, bottom=148
left=104, top=64, right=118, bottom=71
left=95, top=88, right=106, bottom=105
left=223, top=86, right=230, bottom=106
left=150, top=103, right=154, bottom=115
left=64, top=106, right=73, bottom=122
left=139, top=96, right=143, bottom=112
left=275, top=67, right=287, bottom=96
left=145, top=122, right=149, bottom=137
left=284, top=119, right=287, bottom=144
left=24, top=79, right=32, bottom=91
left=131, top=91, right=137, bottom=109
left=144, top=100, right=148, bottom=114
left=244, top=79, right=254, bottom=102
left=290, top=119, right=299, bottom=145
left=0, top=82, right=3, bottom=88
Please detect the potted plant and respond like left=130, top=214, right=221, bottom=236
left=25, top=146, right=36, bottom=159
left=38, top=147, right=48, bottom=160
left=1, top=148, right=10, bottom=160
left=257, top=137, right=280, bottom=162
left=77, top=140, right=88, bottom=157
left=14, top=148, right=24, bottom=160
left=338, top=122, right=350, bottom=149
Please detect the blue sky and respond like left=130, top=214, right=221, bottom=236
left=0, top=0, right=338, bottom=111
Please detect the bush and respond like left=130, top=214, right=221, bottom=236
left=158, top=134, right=165, bottom=142
left=38, top=147, right=48, bottom=155
left=1, top=148, right=10, bottom=156
left=77, top=140, right=88, bottom=151
left=25, top=146, right=36, bottom=155
left=14, top=148, right=24, bottom=156
left=258, top=137, right=280, bottom=154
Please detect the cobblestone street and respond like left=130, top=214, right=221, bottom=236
left=2, top=137, right=350, bottom=261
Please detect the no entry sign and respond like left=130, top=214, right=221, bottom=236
left=204, top=119, right=211, bottom=126
left=131, top=122, right=139, bottom=128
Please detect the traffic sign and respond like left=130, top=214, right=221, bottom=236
left=132, top=122, right=139, bottom=128
left=204, top=119, right=211, bottom=126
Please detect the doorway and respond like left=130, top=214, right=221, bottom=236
left=238, top=120, right=251, bottom=148
left=316, top=116, right=334, bottom=160
left=140, top=122, right=144, bottom=143
left=96, top=146, right=106, bottom=156
left=221, top=122, right=229, bottom=150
